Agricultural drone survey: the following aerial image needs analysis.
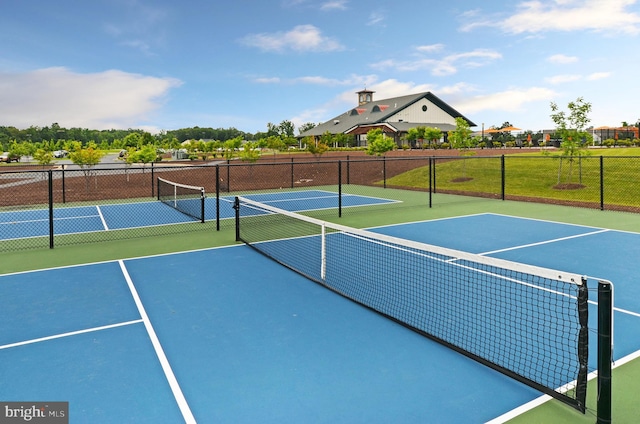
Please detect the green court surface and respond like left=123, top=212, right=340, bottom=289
left=4, top=188, right=640, bottom=423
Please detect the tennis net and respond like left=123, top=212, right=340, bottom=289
left=157, top=177, right=205, bottom=223
left=234, top=196, right=614, bottom=415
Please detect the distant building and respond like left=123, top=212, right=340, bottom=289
left=299, top=89, right=476, bottom=147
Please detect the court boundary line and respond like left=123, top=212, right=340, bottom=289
left=96, top=205, right=108, bottom=230
left=478, top=229, right=611, bottom=256
left=0, top=319, right=143, bottom=350
left=485, top=348, right=640, bottom=424
left=118, top=260, right=196, bottom=424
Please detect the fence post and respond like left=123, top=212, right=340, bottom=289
left=346, top=155, right=350, bottom=184
left=216, top=165, right=220, bottom=231
left=383, top=156, right=387, bottom=188
left=48, top=170, right=54, bottom=249
left=151, top=162, right=155, bottom=198
left=338, top=160, right=342, bottom=217
left=429, top=157, right=433, bottom=208
left=501, top=155, right=506, bottom=200
left=600, top=156, right=604, bottom=210
left=61, top=165, right=66, bottom=204
left=432, top=156, right=437, bottom=193
left=290, top=158, right=294, bottom=189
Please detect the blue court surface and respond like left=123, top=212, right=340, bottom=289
left=0, top=190, right=396, bottom=240
left=1, top=213, right=639, bottom=423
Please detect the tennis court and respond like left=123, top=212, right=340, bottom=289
left=1, top=209, right=639, bottom=423
left=0, top=190, right=396, bottom=240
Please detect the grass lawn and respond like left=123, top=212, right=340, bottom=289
left=387, top=148, right=640, bottom=209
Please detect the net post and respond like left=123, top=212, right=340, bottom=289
left=597, top=280, right=613, bottom=424
left=200, top=188, right=205, bottom=223
left=234, top=196, right=240, bottom=242
left=156, top=177, right=160, bottom=201
left=576, top=277, right=589, bottom=412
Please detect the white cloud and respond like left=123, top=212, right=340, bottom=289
left=254, top=77, right=282, bottom=84
left=371, top=48, right=502, bottom=76
left=587, top=72, right=612, bottom=80
left=545, top=74, right=582, bottom=84
left=464, top=0, right=640, bottom=34
left=0, top=67, right=182, bottom=130
left=416, top=44, right=445, bottom=53
left=454, top=87, right=557, bottom=114
left=544, top=71, right=612, bottom=84
left=547, top=54, right=579, bottom=64
left=320, top=0, right=348, bottom=11
left=239, top=25, right=345, bottom=53
left=251, top=73, right=376, bottom=87
left=367, top=11, right=386, bottom=26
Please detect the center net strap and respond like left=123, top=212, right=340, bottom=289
left=235, top=195, right=589, bottom=412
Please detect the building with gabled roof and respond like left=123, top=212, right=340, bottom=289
left=299, top=89, right=476, bottom=147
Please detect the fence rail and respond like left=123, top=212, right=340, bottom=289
left=1, top=155, right=639, bottom=251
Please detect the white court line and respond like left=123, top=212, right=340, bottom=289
left=0, top=214, right=100, bottom=226
left=96, top=205, right=109, bottom=230
left=0, top=319, right=143, bottom=350
left=119, top=260, right=196, bottom=424
left=479, top=229, right=610, bottom=256
left=485, top=348, right=640, bottom=423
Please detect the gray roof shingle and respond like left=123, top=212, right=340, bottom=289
left=300, top=91, right=475, bottom=137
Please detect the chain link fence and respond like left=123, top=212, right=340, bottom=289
left=1, top=155, right=639, bottom=251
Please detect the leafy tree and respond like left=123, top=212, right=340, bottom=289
left=278, top=120, right=295, bottom=138
left=449, top=117, right=475, bottom=151
left=222, top=136, right=243, bottom=160
left=266, top=122, right=280, bottom=137
left=264, top=136, right=286, bottom=156
left=239, top=141, right=261, bottom=163
left=122, top=132, right=143, bottom=149
left=365, top=129, right=396, bottom=156
left=448, top=117, right=477, bottom=179
left=333, top=132, right=353, bottom=148
left=305, top=133, right=329, bottom=158
left=550, top=97, right=592, bottom=186
left=69, top=144, right=105, bottom=190
left=9, top=141, right=31, bottom=161
left=405, top=127, right=424, bottom=148
left=424, top=127, right=443, bottom=147
left=130, top=144, right=158, bottom=171
left=33, top=148, right=54, bottom=168
left=298, top=122, right=317, bottom=135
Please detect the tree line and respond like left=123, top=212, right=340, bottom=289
left=0, top=119, right=320, bottom=151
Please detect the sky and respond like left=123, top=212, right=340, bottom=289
left=1, top=0, right=640, bottom=135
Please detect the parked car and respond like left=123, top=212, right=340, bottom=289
left=0, top=152, right=19, bottom=163
left=53, top=150, right=69, bottom=158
